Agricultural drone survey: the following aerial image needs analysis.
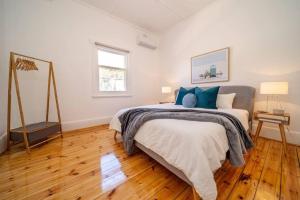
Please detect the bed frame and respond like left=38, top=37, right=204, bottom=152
left=114, top=85, right=256, bottom=199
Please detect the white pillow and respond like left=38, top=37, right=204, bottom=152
left=216, top=93, right=236, bottom=109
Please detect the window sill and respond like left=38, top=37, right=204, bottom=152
left=92, top=93, right=132, bottom=98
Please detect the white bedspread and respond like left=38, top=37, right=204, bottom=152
left=109, top=103, right=249, bottom=200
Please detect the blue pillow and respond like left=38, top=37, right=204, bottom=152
left=195, top=86, right=220, bottom=109
left=182, top=93, right=197, bottom=108
left=175, top=87, right=195, bottom=105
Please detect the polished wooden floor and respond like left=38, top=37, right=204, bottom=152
left=0, top=125, right=299, bottom=200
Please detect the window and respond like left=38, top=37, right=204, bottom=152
left=95, top=45, right=129, bottom=95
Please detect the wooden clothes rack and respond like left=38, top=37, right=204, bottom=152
left=7, top=52, right=63, bottom=153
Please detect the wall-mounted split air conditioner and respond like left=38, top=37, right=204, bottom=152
left=137, top=33, right=158, bottom=50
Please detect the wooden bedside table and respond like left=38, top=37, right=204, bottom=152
left=254, top=111, right=290, bottom=156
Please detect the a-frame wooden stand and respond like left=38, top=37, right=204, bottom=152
left=7, top=52, right=63, bottom=153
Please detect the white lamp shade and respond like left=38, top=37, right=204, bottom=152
left=260, top=82, right=288, bottom=95
left=161, top=86, right=172, bottom=94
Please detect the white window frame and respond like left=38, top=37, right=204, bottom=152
left=92, top=42, right=131, bottom=97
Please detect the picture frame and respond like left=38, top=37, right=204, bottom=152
left=191, top=47, right=229, bottom=84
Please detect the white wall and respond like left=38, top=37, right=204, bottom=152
left=160, top=0, right=300, bottom=144
left=0, top=0, right=161, bottom=151
left=0, top=0, right=7, bottom=153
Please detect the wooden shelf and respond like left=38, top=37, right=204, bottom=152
left=255, top=111, right=290, bottom=117
left=10, top=122, right=61, bottom=145
left=254, top=111, right=290, bottom=125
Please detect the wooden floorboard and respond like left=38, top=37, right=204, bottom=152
left=226, top=136, right=270, bottom=200
left=0, top=125, right=299, bottom=200
left=253, top=141, right=282, bottom=200
left=280, top=145, right=300, bottom=200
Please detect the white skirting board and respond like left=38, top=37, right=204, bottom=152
left=252, top=122, right=300, bottom=146
left=1, top=119, right=299, bottom=154
left=61, top=116, right=112, bottom=131
left=0, top=134, right=7, bottom=154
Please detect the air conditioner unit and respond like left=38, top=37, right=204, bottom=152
left=137, top=33, right=158, bottom=50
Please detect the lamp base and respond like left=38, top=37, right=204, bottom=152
left=273, top=109, right=285, bottom=115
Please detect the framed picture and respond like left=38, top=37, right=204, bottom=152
left=191, top=47, right=229, bottom=84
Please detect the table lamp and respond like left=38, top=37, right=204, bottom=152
left=161, top=86, right=172, bottom=103
left=161, top=86, right=172, bottom=94
left=260, top=82, right=288, bottom=115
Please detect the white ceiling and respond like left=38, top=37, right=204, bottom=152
left=80, top=0, right=215, bottom=33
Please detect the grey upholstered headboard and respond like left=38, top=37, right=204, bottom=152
left=175, top=85, right=256, bottom=120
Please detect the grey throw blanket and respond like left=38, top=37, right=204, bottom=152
left=119, top=108, right=254, bottom=166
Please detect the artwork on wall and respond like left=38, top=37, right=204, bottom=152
left=191, top=47, right=229, bottom=84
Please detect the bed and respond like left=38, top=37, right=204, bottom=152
left=109, top=85, right=255, bottom=200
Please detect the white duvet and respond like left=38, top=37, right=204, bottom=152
left=109, top=103, right=249, bottom=200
